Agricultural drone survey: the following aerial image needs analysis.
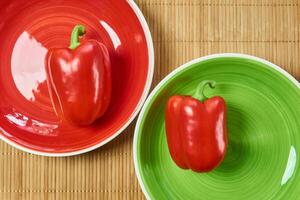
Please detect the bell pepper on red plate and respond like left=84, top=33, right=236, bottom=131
left=45, top=25, right=111, bottom=126
left=165, top=80, right=228, bottom=172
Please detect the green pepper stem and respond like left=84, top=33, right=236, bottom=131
left=69, top=25, right=86, bottom=50
left=193, top=80, right=216, bottom=101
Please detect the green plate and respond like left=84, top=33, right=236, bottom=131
left=134, top=54, right=300, bottom=200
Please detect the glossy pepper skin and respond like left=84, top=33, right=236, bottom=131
left=45, top=25, right=111, bottom=125
left=165, top=81, right=228, bottom=172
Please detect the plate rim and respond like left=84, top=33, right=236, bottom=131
left=133, top=53, right=300, bottom=200
left=0, top=0, right=155, bottom=157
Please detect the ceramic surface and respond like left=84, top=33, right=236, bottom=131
left=0, top=0, right=154, bottom=156
left=134, top=54, right=300, bottom=200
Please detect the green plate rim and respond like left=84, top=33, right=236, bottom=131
left=133, top=53, right=300, bottom=200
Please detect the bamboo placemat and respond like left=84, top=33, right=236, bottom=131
left=1, top=0, right=299, bottom=199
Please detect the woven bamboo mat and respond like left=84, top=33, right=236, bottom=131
left=1, top=0, right=299, bottom=199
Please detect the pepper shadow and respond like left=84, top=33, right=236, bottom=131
left=214, top=103, right=251, bottom=173
left=87, top=4, right=160, bottom=153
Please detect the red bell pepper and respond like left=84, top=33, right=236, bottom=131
left=45, top=25, right=111, bottom=125
left=165, top=81, right=228, bottom=172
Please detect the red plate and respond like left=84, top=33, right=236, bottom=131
left=0, top=0, right=154, bottom=156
